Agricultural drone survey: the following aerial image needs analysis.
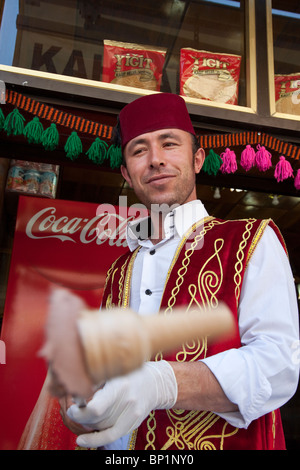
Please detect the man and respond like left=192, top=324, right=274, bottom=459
left=62, top=93, right=299, bottom=450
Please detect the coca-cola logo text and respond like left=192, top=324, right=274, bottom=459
left=25, top=198, right=147, bottom=247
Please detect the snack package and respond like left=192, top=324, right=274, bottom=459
left=6, top=160, right=59, bottom=198
left=103, top=40, right=166, bottom=91
left=275, top=73, right=300, bottom=115
left=180, top=48, right=241, bottom=105
left=6, top=161, right=25, bottom=192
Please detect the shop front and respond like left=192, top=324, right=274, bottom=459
left=0, top=0, right=299, bottom=450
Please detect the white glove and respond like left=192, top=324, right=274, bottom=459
left=67, top=360, right=177, bottom=448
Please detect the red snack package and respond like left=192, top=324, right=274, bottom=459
left=274, top=73, right=300, bottom=115
left=102, top=40, right=166, bottom=92
left=180, top=48, right=241, bottom=105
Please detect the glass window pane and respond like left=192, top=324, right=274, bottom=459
left=272, top=0, right=300, bottom=116
left=0, top=0, right=247, bottom=107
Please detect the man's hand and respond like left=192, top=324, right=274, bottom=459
left=59, top=396, right=94, bottom=436
left=66, top=360, right=177, bottom=448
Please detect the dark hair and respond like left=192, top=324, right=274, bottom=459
left=110, top=119, right=126, bottom=166
left=111, top=118, right=122, bottom=147
left=192, top=134, right=200, bottom=155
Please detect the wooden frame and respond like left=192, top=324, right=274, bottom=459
left=0, top=0, right=299, bottom=139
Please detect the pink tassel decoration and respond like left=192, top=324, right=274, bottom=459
left=294, top=169, right=300, bottom=190
left=220, top=148, right=237, bottom=174
left=255, top=144, right=272, bottom=171
left=240, top=145, right=255, bottom=171
left=274, top=156, right=294, bottom=182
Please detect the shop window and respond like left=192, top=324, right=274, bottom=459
left=0, top=0, right=252, bottom=109
left=271, top=0, right=300, bottom=117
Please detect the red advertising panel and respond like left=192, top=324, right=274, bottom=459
left=0, top=196, right=146, bottom=450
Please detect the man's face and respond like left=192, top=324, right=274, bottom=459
left=121, top=128, right=205, bottom=211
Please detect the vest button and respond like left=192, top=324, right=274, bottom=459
left=145, top=289, right=152, bottom=296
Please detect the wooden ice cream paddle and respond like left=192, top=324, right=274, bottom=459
left=40, top=289, right=235, bottom=403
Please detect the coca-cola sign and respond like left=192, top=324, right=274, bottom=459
left=25, top=197, right=147, bottom=246
left=14, top=196, right=147, bottom=290
left=0, top=195, right=147, bottom=450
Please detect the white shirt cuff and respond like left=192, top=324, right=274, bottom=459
left=201, top=350, right=272, bottom=428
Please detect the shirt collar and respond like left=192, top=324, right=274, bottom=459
left=126, top=200, right=209, bottom=252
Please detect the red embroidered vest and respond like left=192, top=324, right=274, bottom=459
left=102, top=217, right=287, bottom=450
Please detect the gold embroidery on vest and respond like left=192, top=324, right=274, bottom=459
left=128, top=429, right=138, bottom=450
left=164, top=218, right=225, bottom=314
left=122, top=248, right=140, bottom=308
left=174, top=238, right=225, bottom=362
left=234, top=218, right=256, bottom=303
left=106, top=267, right=118, bottom=309
left=104, top=254, right=126, bottom=309
left=118, top=256, right=130, bottom=306
left=151, top=409, right=239, bottom=450
left=145, top=410, right=157, bottom=450
left=147, top=220, right=231, bottom=450
left=245, top=219, right=270, bottom=269
left=272, top=410, right=276, bottom=449
left=164, top=216, right=215, bottom=284
left=162, top=410, right=218, bottom=450
left=105, top=294, right=112, bottom=309
left=128, top=218, right=262, bottom=450
left=103, top=260, right=117, bottom=297
left=175, top=338, right=205, bottom=363
left=218, top=422, right=239, bottom=450
left=195, top=238, right=224, bottom=310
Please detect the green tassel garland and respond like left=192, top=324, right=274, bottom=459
left=202, top=149, right=222, bottom=176
left=64, top=131, right=82, bottom=160
left=0, top=108, right=5, bottom=130
left=42, top=123, right=60, bottom=151
left=23, top=116, right=44, bottom=144
left=4, top=108, right=25, bottom=136
left=107, top=144, right=123, bottom=169
left=86, top=138, right=108, bottom=164
left=0, top=105, right=229, bottom=177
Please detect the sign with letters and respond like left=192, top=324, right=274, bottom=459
left=0, top=196, right=146, bottom=449
left=16, top=30, right=102, bottom=80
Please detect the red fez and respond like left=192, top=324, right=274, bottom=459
left=119, top=93, right=195, bottom=149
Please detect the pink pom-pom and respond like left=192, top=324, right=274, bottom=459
left=274, top=156, right=294, bottom=182
left=255, top=144, right=272, bottom=171
left=220, top=148, right=237, bottom=174
left=240, top=145, right=255, bottom=171
left=294, top=168, right=300, bottom=190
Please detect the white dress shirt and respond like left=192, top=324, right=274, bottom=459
left=104, top=199, right=299, bottom=450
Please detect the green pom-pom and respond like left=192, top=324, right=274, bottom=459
left=202, top=149, right=222, bottom=176
left=42, top=123, right=59, bottom=151
left=4, top=108, right=26, bottom=136
left=107, top=144, right=123, bottom=169
left=86, top=138, right=108, bottom=164
left=0, top=108, right=5, bottom=130
left=64, top=131, right=82, bottom=160
left=23, top=116, right=44, bottom=144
